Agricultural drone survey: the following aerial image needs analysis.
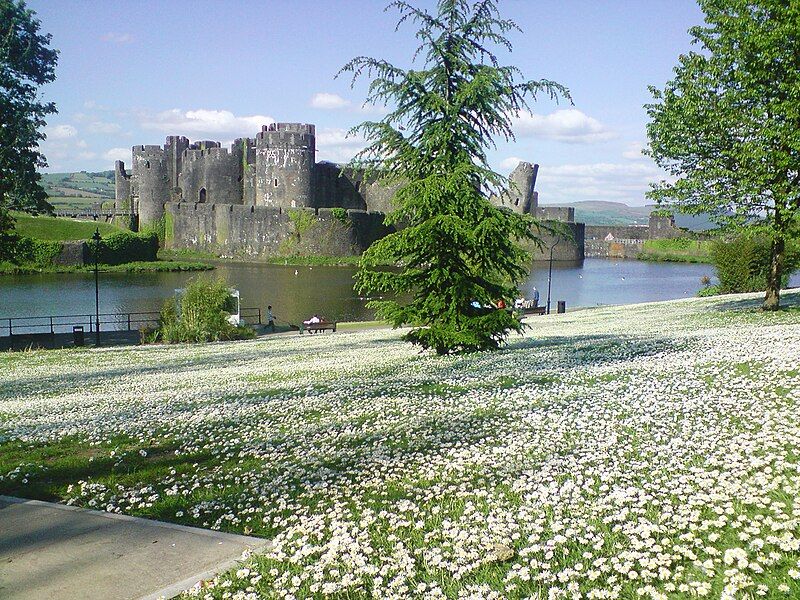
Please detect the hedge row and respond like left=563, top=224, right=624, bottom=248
left=11, top=231, right=158, bottom=267
left=95, top=231, right=158, bottom=265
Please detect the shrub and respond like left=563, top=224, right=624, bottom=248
left=711, top=236, right=800, bottom=294
left=92, top=231, right=158, bottom=265
left=13, top=237, right=62, bottom=266
left=330, top=207, right=349, bottom=225
left=151, top=276, right=255, bottom=344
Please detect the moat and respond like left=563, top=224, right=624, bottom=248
left=0, top=259, right=745, bottom=328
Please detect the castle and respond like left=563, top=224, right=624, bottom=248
left=115, top=121, right=585, bottom=260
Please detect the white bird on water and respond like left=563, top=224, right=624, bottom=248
left=294, top=269, right=298, bottom=276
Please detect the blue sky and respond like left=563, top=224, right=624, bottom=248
left=31, top=0, right=705, bottom=206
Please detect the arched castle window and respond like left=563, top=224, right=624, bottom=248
left=273, top=178, right=278, bottom=187
left=145, top=160, right=150, bottom=169
left=199, top=188, right=207, bottom=203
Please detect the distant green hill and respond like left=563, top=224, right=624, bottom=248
left=540, top=201, right=651, bottom=225
left=540, top=200, right=718, bottom=231
left=40, top=170, right=115, bottom=211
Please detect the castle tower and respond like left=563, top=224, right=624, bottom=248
left=132, top=145, right=170, bottom=227
left=493, top=161, right=539, bottom=215
left=165, top=136, right=190, bottom=199
left=508, top=162, right=538, bottom=214
left=114, top=160, right=131, bottom=212
left=254, top=123, right=315, bottom=208
left=234, top=137, right=257, bottom=206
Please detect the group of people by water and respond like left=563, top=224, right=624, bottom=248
left=470, top=286, right=541, bottom=313
left=262, top=304, right=331, bottom=334
left=267, top=286, right=541, bottom=334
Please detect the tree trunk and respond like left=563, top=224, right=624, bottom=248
left=763, top=235, right=785, bottom=311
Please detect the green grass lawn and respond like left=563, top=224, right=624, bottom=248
left=3, top=291, right=800, bottom=598
left=12, top=211, right=123, bottom=241
left=638, top=237, right=714, bottom=263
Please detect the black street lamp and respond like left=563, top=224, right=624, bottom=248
left=546, top=237, right=560, bottom=315
left=92, top=227, right=101, bottom=346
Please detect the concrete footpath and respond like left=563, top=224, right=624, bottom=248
left=0, top=495, right=270, bottom=600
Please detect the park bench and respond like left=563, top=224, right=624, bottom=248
left=303, top=320, right=337, bottom=334
left=522, top=306, right=547, bottom=316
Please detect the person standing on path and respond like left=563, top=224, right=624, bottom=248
left=267, top=305, right=275, bottom=332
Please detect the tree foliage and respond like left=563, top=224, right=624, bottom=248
left=711, top=235, right=800, bottom=294
left=340, top=0, right=569, bottom=354
left=646, top=0, right=800, bottom=310
left=0, top=0, right=58, bottom=216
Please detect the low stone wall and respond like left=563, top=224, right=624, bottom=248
left=527, top=222, right=585, bottom=262
left=164, top=202, right=393, bottom=258
left=584, top=225, right=651, bottom=241
left=585, top=238, right=644, bottom=259
left=534, top=206, right=575, bottom=223
left=52, top=241, right=90, bottom=266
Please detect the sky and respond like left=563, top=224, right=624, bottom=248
left=29, top=0, right=705, bottom=206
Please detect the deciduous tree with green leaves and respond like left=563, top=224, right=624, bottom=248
left=340, top=0, right=569, bottom=354
left=0, top=0, right=58, bottom=225
left=646, top=0, right=800, bottom=311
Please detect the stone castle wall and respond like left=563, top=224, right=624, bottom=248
left=179, top=146, right=243, bottom=206
left=164, top=202, right=392, bottom=258
left=583, top=214, right=683, bottom=258
left=527, top=222, right=585, bottom=262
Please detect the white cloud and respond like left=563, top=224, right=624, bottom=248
left=101, top=32, right=134, bottom=44
left=88, top=121, right=122, bottom=134
left=47, top=124, right=78, bottom=140
left=622, top=141, right=646, bottom=160
left=137, top=109, right=275, bottom=139
left=310, top=93, right=351, bottom=110
left=359, top=103, right=390, bottom=115
left=316, top=128, right=366, bottom=163
left=500, top=156, right=526, bottom=171
left=512, top=109, right=616, bottom=144
left=534, top=161, right=666, bottom=206
left=103, top=147, right=130, bottom=163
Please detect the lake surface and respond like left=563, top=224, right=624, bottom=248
left=0, top=259, right=740, bottom=331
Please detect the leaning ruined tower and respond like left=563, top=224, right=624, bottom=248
left=254, top=123, right=315, bottom=208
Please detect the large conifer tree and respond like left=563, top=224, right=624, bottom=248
left=341, top=0, right=569, bottom=354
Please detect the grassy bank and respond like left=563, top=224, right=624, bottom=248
left=160, top=248, right=363, bottom=267
left=637, top=237, right=714, bottom=263
left=2, top=292, right=800, bottom=598
left=11, top=211, right=123, bottom=240
left=0, top=260, right=213, bottom=275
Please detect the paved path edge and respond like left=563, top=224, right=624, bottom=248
left=0, top=495, right=272, bottom=600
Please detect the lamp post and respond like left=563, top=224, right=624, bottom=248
left=546, top=237, right=560, bottom=315
left=92, top=227, right=101, bottom=346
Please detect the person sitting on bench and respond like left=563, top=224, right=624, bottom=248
left=303, top=314, right=321, bottom=326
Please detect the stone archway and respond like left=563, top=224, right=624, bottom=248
left=199, top=188, right=207, bottom=203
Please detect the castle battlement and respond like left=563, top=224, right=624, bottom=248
left=182, top=147, right=232, bottom=161
left=133, top=144, right=165, bottom=155
left=263, top=123, right=315, bottom=135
